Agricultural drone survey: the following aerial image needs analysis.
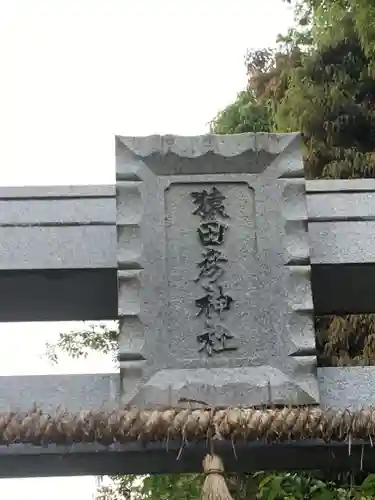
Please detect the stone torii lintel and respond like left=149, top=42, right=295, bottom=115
left=0, top=165, right=374, bottom=322
left=0, top=133, right=374, bottom=413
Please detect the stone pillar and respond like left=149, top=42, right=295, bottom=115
left=116, top=133, right=319, bottom=406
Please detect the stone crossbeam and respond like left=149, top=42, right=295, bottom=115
left=0, top=134, right=375, bottom=475
left=307, top=179, right=375, bottom=314
left=0, top=179, right=374, bottom=321
left=0, top=440, right=371, bottom=478
left=0, top=185, right=117, bottom=321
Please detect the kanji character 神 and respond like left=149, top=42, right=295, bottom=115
left=195, top=285, right=233, bottom=318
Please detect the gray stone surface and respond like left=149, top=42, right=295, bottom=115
left=307, top=179, right=375, bottom=264
left=0, top=198, right=115, bottom=225
left=0, top=165, right=373, bottom=322
left=309, top=221, right=375, bottom=264
left=132, top=366, right=319, bottom=407
left=318, top=367, right=375, bottom=410
left=0, top=374, right=120, bottom=412
left=307, top=193, right=375, bottom=221
left=306, top=178, right=375, bottom=314
left=1, top=175, right=374, bottom=321
left=0, top=184, right=115, bottom=198
left=307, top=179, right=375, bottom=192
left=0, top=226, right=116, bottom=270
left=0, top=185, right=117, bottom=320
left=0, top=185, right=116, bottom=271
left=116, top=133, right=319, bottom=407
left=1, top=178, right=375, bottom=271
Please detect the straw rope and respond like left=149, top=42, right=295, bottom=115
left=0, top=406, right=374, bottom=445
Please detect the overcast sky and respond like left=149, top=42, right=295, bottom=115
left=0, top=0, right=293, bottom=498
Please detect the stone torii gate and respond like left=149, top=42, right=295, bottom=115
left=1, top=132, right=375, bottom=477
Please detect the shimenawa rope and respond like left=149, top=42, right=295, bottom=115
left=0, top=405, right=374, bottom=444
left=2, top=405, right=374, bottom=500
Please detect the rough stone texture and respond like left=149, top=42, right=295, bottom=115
left=318, top=367, right=375, bottom=410
left=1, top=175, right=374, bottom=321
left=0, top=374, right=120, bottom=412
left=310, top=221, right=375, bottom=264
left=307, top=179, right=375, bottom=264
left=0, top=186, right=116, bottom=270
left=0, top=185, right=115, bottom=198
left=116, top=133, right=319, bottom=407
left=307, top=180, right=375, bottom=314
left=307, top=179, right=375, bottom=192
left=0, top=198, right=114, bottom=225
left=0, top=226, right=116, bottom=270
left=306, top=179, right=375, bottom=314
left=131, top=366, right=318, bottom=407
left=1, top=178, right=374, bottom=320
left=307, top=193, right=375, bottom=221
left=0, top=185, right=117, bottom=321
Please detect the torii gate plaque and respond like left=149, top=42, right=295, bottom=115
left=116, top=133, right=319, bottom=406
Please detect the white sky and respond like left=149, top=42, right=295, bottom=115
left=0, top=0, right=293, bottom=498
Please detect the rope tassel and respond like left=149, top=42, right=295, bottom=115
left=201, top=454, right=234, bottom=500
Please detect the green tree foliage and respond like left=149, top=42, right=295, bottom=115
left=45, top=322, right=118, bottom=364
left=210, top=91, right=274, bottom=134
left=275, top=16, right=375, bottom=179
left=297, top=0, right=375, bottom=66
left=95, top=472, right=375, bottom=499
left=257, top=472, right=375, bottom=499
